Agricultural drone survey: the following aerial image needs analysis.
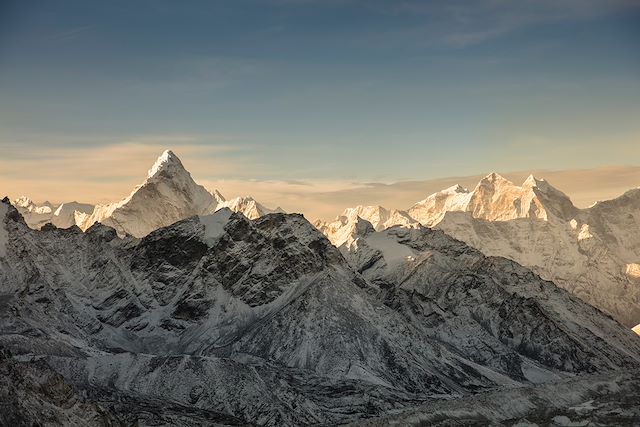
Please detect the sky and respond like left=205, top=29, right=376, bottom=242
left=1, top=0, right=639, bottom=219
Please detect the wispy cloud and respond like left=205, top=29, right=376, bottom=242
left=47, top=25, right=95, bottom=41
left=348, top=0, right=640, bottom=49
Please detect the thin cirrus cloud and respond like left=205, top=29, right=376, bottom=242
left=346, top=0, right=640, bottom=48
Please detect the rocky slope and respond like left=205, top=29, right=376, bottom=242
left=1, top=197, right=640, bottom=425
left=351, top=368, right=640, bottom=427
left=0, top=347, right=123, bottom=427
left=321, top=173, right=640, bottom=328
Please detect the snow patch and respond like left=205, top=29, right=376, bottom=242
left=365, top=232, right=414, bottom=268
left=578, top=224, right=593, bottom=241
left=147, top=149, right=176, bottom=178
left=625, top=263, right=640, bottom=280
left=199, top=208, right=233, bottom=246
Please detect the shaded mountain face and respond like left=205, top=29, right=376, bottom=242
left=351, top=368, right=640, bottom=427
left=0, top=347, right=123, bottom=427
left=1, top=198, right=639, bottom=425
left=322, top=173, right=640, bottom=328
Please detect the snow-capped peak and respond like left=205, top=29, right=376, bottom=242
left=14, top=196, right=33, bottom=208
left=147, top=149, right=184, bottom=179
left=79, top=149, right=220, bottom=237
left=481, top=171, right=509, bottom=183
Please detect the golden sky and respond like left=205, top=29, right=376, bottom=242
left=2, top=144, right=639, bottom=221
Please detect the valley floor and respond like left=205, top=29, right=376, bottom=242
left=351, top=369, right=640, bottom=427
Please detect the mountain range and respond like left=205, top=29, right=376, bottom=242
left=319, top=172, right=640, bottom=330
left=14, top=150, right=282, bottom=239
left=2, top=149, right=640, bottom=425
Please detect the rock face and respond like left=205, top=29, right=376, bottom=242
left=322, top=173, right=640, bottom=328
left=352, top=368, right=640, bottom=427
left=78, top=150, right=221, bottom=238
left=1, top=197, right=640, bottom=425
left=0, top=347, right=123, bottom=427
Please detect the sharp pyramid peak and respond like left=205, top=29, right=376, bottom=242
left=523, top=174, right=545, bottom=187
left=474, top=172, right=515, bottom=191
left=482, top=172, right=510, bottom=183
left=147, top=149, right=186, bottom=179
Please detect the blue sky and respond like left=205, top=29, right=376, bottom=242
left=1, top=0, right=639, bottom=214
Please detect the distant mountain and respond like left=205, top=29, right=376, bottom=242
left=408, top=173, right=577, bottom=224
left=77, top=150, right=220, bottom=237
left=1, top=197, right=639, bottom=425
left=315, top=205, right=417, bottom=247
left=217, top=195, right=284, bottom=220
left=13, top=196, right=94, bottom=230
left=320, top=173, right=640, bottom=329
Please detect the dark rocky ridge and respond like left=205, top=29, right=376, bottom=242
left=1, top=198, right=639, bottom=425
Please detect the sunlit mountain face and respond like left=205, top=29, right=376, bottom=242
left=2, top=0, right=640, bottom=425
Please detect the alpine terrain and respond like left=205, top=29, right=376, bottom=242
left=319, top=173, right=640, bottom=330
left=2, top=151, right=640, bottom=425
left=16, top=150, right=280, bottom=238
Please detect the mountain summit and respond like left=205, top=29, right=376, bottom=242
left=79, top=150, right=221, bottom=237
left=408, top=173, right=576, bottom=225
left=146, top=149, right=183, bottom=179
left=319, top=174, right=640, bottom=328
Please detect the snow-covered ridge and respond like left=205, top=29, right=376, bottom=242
left=147, top=149, right=178, bottom=178
left=68, top=150, right=274, bottom=237
left=199, top=207, right=233, bottom=246
left=12, top=196, right=94, bottom=231
left=316, top=205, right=417, bottom=247
left=408, top=172, right=576, bottom=226
left=216, top=196, right=283, bottom=220
left=318, top=172, right=640, bottom=329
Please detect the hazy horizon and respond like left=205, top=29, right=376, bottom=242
left=4, top=147, right=640, bottom=221
left=2, top=0, right=639, bottom=219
